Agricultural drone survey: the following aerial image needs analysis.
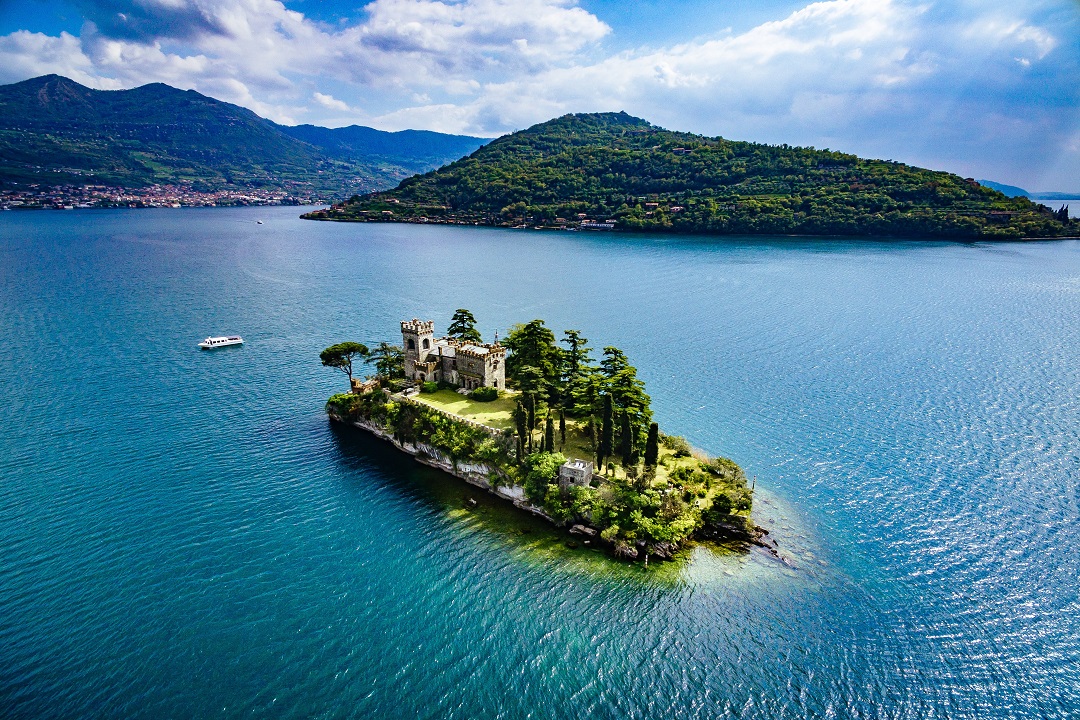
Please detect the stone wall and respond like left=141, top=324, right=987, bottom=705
left=334, top=412, right=553, bottom=522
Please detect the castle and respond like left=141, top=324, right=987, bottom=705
left=401, top=319, right=506, bottom=391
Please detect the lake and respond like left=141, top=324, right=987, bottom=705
left=1, top=207, right=1078, bottom=718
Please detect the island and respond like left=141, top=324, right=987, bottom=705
left=323, top=310, right=768, bottom=563
left=303, top=112, right=1077, bottom=240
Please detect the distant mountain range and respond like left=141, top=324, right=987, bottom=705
left=978, top=180, right=1079, bottom=201
left=309, top=112, right=1076, bottom=239
left=0, top=75, right=486, bottom=197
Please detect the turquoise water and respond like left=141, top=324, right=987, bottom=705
left=2, top=208, right=1079, bottom=718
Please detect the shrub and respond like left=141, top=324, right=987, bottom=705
left=521, top=451, right=566, bottom=501
left=600, top=525, right=621, bottom=543
left=705, top=456, right=747, bottom=485
left=420, top=381, right=439, bottom=394
left=659, top=433, right=692, bottom=457
left=469, top=386, right=499, bottom=402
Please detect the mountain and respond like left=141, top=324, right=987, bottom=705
left=276, top=124, right=484, bottom=175
left=308, top=112, right=1076, bottom=239
left=978, top=180, right=1030, bottom=198
left=0, top=75, right=484, bottom=196
left=978, top=181, right=1080, bottom=202
left=1029, top=191, right=1080, bottom=201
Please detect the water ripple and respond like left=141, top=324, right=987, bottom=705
left=1, top=212, right=1079, bottom=718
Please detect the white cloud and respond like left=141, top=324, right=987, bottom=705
left=313, top=92, right=351, bottom=112
left=0, top=31, right=106, bottom=87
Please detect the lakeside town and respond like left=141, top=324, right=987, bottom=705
left=0, top=183, right=331, bottom=210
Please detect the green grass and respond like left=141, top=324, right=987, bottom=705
left=548, top=419, right=593, bottom=463
left=411, top=388, right=518, bottom=430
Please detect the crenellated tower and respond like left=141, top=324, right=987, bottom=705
left=401, top=319, right=435, bottom=379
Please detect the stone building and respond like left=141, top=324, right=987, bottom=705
left=401, top=318, right=506, bottom=391
left=558, top=459, right=595, bottom=489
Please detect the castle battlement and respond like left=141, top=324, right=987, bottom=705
left=401, top=318, right=434, bottom=334
left=456, top=343, right=505, bottom=361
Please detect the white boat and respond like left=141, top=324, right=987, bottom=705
left=199, top=335, right=243, bottom=349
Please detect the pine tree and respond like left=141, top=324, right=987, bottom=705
left=644, top=422, right=659, bottom=468
left=503, top=320, right=561, bottom=401
left=447, top=309, right=482, bottom=342
left=560, top=330, right=594, bottom=410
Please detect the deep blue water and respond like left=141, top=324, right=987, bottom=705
left=2, top=207, right=1079, bottom=719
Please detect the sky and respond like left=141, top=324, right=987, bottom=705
left=0, top=0, right=1077, bottom=190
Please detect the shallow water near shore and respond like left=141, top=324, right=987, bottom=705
left=2, top=207, right=1079, bottom=718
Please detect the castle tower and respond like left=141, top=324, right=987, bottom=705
left=401, top=319, right=435, bottom=379
left=486, top=345, right=506, bottom=389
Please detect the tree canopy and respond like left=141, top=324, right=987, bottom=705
left=503, top=320, right=562, bottom=404
left=371, top=342, right=405, bottom=379
left=320, top=342, right=370, bottom=382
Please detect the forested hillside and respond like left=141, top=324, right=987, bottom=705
left=308, top=112, right=1075, bottom=239
left=0, top=75, right=483, bottom=195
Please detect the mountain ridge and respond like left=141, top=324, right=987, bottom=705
left=0, top=75, right=485, bottom=196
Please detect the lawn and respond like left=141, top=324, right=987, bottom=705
left=410, top=388, right=518, bottom=430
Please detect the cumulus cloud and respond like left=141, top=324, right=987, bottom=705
left=0, top=0, right=610, bottom=122
left=69, top=0, right=232, bottom=42
left=0, top=30, right=105, bottom=87
left=18, top=0, right=610, bottom=92
left=313, top=92, right=351, bottom=112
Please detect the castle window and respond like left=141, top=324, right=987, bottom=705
left=407, top=339, right=415, bottom=350
left=423, top=339, right=430, bottom=350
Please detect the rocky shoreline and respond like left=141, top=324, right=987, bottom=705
left=331, top=412, right=778, bottom=563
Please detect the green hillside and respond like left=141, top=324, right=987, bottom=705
left=0, top=75, right=482, bottom=196
left=307, top=112, right=1076, bottom=239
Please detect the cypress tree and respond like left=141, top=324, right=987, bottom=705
left=644, top=422, right=659, bottom=468
left=514, top=400, right=528, bottom=458
left=559, top=411, right=566, bottom=447
left=619, top=411, right=634, bottom=468
left=545, top=416, right=555, bottom=454
left=598, top=394, right=614, bottom=469
left=524, top=394, right=536, bottom=452
left=525, top=393, right=536, bottom=430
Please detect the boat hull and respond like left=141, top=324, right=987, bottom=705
left=199, top=336, right=243, bottom=349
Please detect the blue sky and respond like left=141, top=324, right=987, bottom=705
left=1, top=0, right=1078, bottom=190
